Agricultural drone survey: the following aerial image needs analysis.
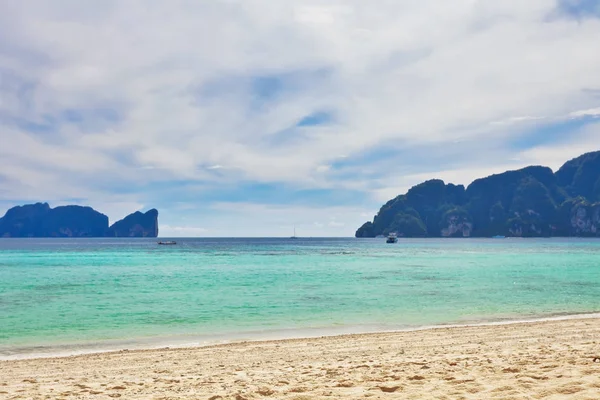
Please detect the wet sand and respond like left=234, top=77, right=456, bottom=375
left=1, top=318, right=600, bottom=399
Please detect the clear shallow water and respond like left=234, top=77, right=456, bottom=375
left=1, top=238, right=599, bottom=358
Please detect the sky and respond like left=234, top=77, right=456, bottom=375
left=0, top=0, right=599, bottom=237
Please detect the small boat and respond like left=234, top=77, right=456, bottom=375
left=492, top=235, right=506, bottom=239
left=290, top=226, right=298, bottom=239
left=158, top=241, right=177, bottom=245
left=386, top=232, right=398, bottom=243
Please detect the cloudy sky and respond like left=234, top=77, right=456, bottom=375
left=1, top=0, right=599, bottom=237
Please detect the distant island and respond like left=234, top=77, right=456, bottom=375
left=356, top=150, right=600, bottom=238
left=0, top=203, right=159, bottom=238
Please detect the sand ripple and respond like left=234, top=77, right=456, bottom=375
left=1, top=318, right=599, bottom=399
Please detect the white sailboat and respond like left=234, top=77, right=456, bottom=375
left=290, top=226, right=298, bottom=239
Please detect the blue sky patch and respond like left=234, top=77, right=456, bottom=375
left=555, top=0, right=600, bottom=19
left=4, top=107, right=122, bottom=137
left=508, top=116, right=598, bottom=150
left=0, top=67, right=38, bottom=112
left=15, top=118, right=55, bottom=134
left=196, top=67, right=333, bottom=104
left=250, top=75, right=286, bottom=101
left=257, top=110, right=335, bottom=149
left=249, top=68, right=332, bottom=101
left=328, top=141, right=470, bottom=174
left=60, top=107, right=122, bottom=130
left=259, top=127, right=309, bottom=148
left=330, top=145, right=410, bottom=170
left=297, top=111, right=334, bottom=127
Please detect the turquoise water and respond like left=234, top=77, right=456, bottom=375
left=1, top=238, right=599, bottom=357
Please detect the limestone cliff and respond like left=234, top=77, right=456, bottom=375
left=0, top=204, right=159, bottom=238
left=0, top=203, right=108, bottom=237
left=563, top=198, right=600, bottom=236
left=356, top=150, right=600, bottom=238
left=441, top=215, right=473, bottom=237
left=106, top=209, right=159, bottom=237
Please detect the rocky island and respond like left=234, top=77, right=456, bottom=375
left=356, top=150, right=600, bottom=238
left=105, top=209, right=159, bottom=238
left=0, top=204, right=159, bottom=238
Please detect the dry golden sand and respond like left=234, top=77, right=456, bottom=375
left=1, top=318, right=600, bottom=399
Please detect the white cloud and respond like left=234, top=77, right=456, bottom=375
left=517, top=121, right=600, bottom=170
left=159, top=225, right=208, bottom=237
left=328, top=220, right=345, bottom=227
left=490, top=116, right=547, bottom=125
left=569, top=107, right=600, bottom=118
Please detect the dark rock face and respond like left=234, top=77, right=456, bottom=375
left=558, top=197, right=600, bottom=237
left=41, top=206, right=109, bottom=237
left=556, top=151, right=600, bottom=201
left=356, top=151, right=600, bottom=238
left=106, top=209, right=159, bottom=237
left=0, top=203, right=51, bottom=237
left=0, top=203, right=108, bottom=237
left=0, top=204, right=159, bottom=238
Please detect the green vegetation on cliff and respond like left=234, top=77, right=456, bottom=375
left=106, top=209, right=159, bottom=237
left=356, top=151, right=600, bottom=238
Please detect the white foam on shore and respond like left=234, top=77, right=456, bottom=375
left=2, top=311, right=599, bottom=361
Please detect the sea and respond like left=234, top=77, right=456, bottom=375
left=1, top=237, right=599, bottom=359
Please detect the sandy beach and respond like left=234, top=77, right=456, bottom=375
left=1, top=318, right=599, bottom=399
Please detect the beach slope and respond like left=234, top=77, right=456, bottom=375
left=2, top=318, right=600, bottom=399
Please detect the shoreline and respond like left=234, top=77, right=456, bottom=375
left=2, top=317, right=599, bottom=399
left=3, top=311, right=600, bottom=361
